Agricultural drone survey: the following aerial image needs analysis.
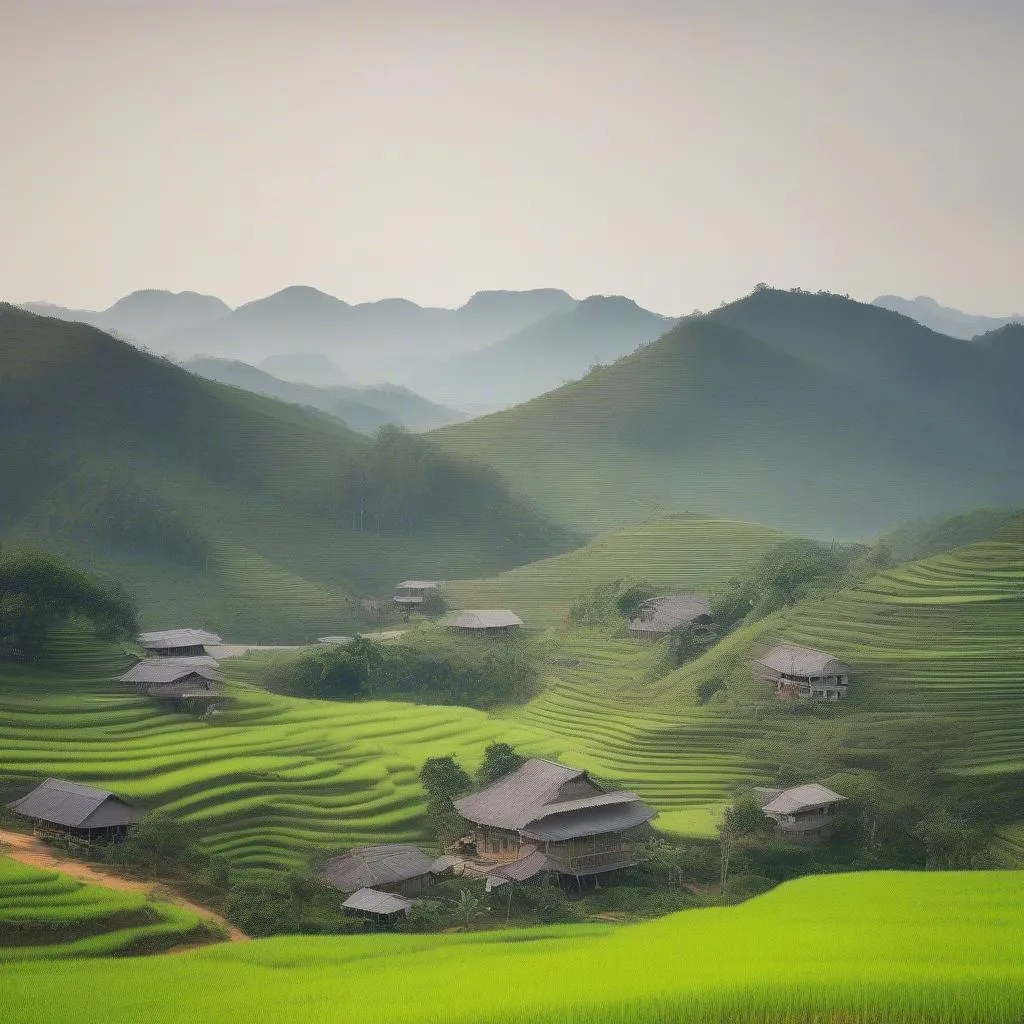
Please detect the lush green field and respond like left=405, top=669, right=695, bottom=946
left=446, top=514, right=789, bottom=629
left=0, top=856, right=208, bottom=960
left=1, top=872, right=1021, bottom=1022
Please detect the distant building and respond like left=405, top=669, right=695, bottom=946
left=755, top=783, right=846, bottom=838
left=393, top=581, right=440, bottom=608
left=341, top=887, right=413, bottom=927
left=323, top=844, right=454, bottom=896
left=120, top=657, right=222, bottom=700
left=449, top=610, right=523, bottom=634
left=138, top=628, right=223, bottom=659
left=628, top=595, right=712, bottom=640
left=756, top=644, right=850, bottom=700
left=454, top=758, right=656, bottom=883
left=7, top=778, right=144, bottom=845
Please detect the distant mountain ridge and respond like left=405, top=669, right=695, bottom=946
left=872, top=294, right=1023, bottom=340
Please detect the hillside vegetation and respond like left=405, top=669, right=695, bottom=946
left=1, top=872, right=1021, bottom=1023
left=434, top=290, right=1023, bottom=537
left=0, top=306, right=573, bottom=639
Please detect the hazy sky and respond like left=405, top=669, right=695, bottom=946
left=2, top=0, right=1022, bottom=314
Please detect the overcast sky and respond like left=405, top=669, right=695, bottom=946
left=2, top=0, right=1021, bottom=314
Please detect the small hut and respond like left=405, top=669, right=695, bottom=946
left=756, top=783, right=846, bottom=838
left=756, top=644, right=850, bottom=700
left=120, top=657, right=222, bottom=701
left=7, top=779, right=144, bottom=845
left=393, top=581, right=440, bottom=608
left=323, top=844, right=451, bottom=896
left=628, top=595, right=712, bottom=640
left=342, top=887, right=413, bottom=927
left=138, top=628, right=223, bottom=659
left=449, top=610, right=523, bottom=635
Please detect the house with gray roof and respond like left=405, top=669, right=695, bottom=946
left=454, top=758, right=656, bottom=882
left=138, top=628, right=223, bottom=658
left=449, top=609, right=523, bottom=634
left=755, top=783, right=846, bottom=838
left=756, top=644, right=851, bottom=700
left=323, top=844, right=453, bottom=896
left=7, top=778, right=144, bottom=845
left=120, top=657, right=222, bottom=700
left=628, top=595, right=712, bottom=640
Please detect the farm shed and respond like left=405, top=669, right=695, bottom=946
left=449, top=609, right=523, bottom=634
left=341, top=887, right=413, bottom=926
left=120, top=657, right=222, bottom=699
left=756, top=644, right=850, bottom=700
left=628, top=595, right=712, bottom=640
left=756, top=784, right=846, bottom=838
left=393, top=580, right=440, bottom=607
left=323, top=844, right=451, bottom=896
left=454, top=758, right=656, bottom=881
left=138, top=628, right=223, bottom=658
left=7, top=778, right=144, bottom=845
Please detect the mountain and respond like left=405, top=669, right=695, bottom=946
left=0, top=306, right=573, bottom=639
left=432, top=295, right=1023, bottom=538
left=872, top=294, right=1022, bottom=340
left=182, top=357, right=466, bottom=433
left=416, top=295, right=678, bottom=410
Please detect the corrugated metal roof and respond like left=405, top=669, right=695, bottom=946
left=758, top=644, right=847, bottom=676
left=342, top=888, right=413, bottom=915
left=450, top=610, right=523, bottom=629
left=521, top=800, right=656, bottom=841
left=121, top=659, right=223, bottom=685
left=138, top=628, right=223, bottom=649
left=454, top=759, right=586, bottom=830
left=762, top=784, right=845, bottom=815
left=324, top=844, right=436, bottom=892
left=7, top=779, right=144, bottom=828
left=628, top=595, right=711, bottom=634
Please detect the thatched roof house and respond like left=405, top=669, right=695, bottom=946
left=454, top=758, right=655, bottom=880
left=628, top=595, right=712, bottom=639
left=449, top=609, right=523, bottom=634
left=323, top=844, right=451, bottom=896
left=341, top=887, right=413, bottom=925
left=120, top=657, right=222, bottom=699
left=393, top=581, right=440, bottom=607
left=139, top=628, right=223, bottom=658
left=756, top=644, right=850, bottom=700
left=7, top=778, right=143, bottom=844
left=755, top=783, right=846, bottom=837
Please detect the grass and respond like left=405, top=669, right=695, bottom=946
left=445, top=513, right=789, bottom=629
left=0, top=856, right=209, bottom=959
left=0, top=871, right=1021, bottom=1022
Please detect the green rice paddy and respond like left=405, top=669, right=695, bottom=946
left=1, top=871, right=1021, bottom=1022
left=0, top=856, right=208, bottom=960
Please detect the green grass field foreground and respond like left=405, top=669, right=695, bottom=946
left=0, top=856, right=209, bottom=960
left=2, top=872, right=1022, bottom=1023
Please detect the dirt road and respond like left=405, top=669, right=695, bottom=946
left=0, top=828, right=248, bottom=942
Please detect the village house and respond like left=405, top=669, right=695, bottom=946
left=120, top=657, right=222, bottom=701
left=628, top=594, right=712, bottom=640
left=756, top=644, right=851, bottom=699
left=6, top=778, right=144, bottom=845
left=323, top=844, right=456, bottom=897
left=453, top=758, right=656, bottom=885
left=449, top=609, right=523, bottom=635
left=138, top=628, right=223, bottom=659
left=341, top=887, right=414, bottom=927
left=755, top=784, right=846, bottom=838
left=393, top=580, right=440, bottom=608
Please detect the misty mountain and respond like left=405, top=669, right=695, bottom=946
left=872, top=294, right=1022, bottom=340
left=434, top=290, right=1023, bottom=538
left=182, top=357, right=466, bottom=433
left=417, top=295, right=678, bottom=410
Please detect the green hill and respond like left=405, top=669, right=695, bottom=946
left=0, top=306, right=573, bottom=640
left=1, top=872, right=1021, bottom=1023
left=433, top=307, right=1021, bottom=537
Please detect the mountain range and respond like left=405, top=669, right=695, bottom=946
left=872, top=294, right=1023, bottom=340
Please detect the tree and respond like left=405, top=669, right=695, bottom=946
left=476, top=743, right=525, bottom=785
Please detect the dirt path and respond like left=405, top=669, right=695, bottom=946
left=0, top=829, right=248, bottom=942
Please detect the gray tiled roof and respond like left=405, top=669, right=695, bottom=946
left=138, top=628, right=223, bottom=649
left=761, top=784, right=845, bottom=815
left=7, top=779, right=144, bottom=829
left=342, top=888, right=413, bottom=915
left=454, top=759, right=585, bottom=830
left=323, top=844, right=436, bottom=892
left=758, top=644, right=847, bottom=676
left=628, top=595, right=711, bottom=634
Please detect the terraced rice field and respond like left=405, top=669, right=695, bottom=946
left=0, top=856, right=207, bottom=960
left=446, top=515, right=789, bottom=629
left=2, top=871, right=1022, bottom=1023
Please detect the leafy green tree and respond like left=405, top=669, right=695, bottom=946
left=476, top=743, right=525, bottom=785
